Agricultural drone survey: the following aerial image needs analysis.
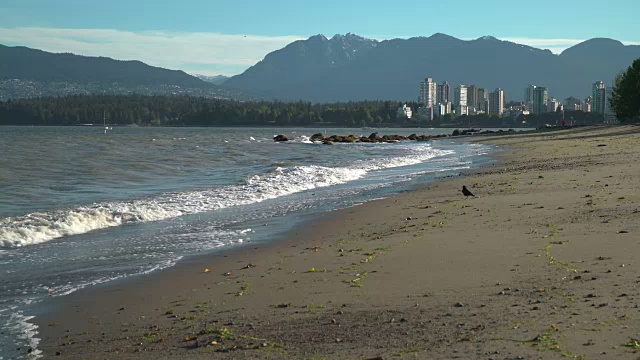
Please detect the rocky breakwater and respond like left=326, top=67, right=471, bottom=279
left=451, top=128, right=518, bottom=136
left=273, top=132, right=448, bottom=144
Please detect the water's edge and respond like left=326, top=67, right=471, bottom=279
left=28, top=138, right=498, bottom=328
left=1, top=127, right=510, bottom=358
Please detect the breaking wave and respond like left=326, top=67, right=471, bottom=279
left=0, top=145, right=451, bottom=249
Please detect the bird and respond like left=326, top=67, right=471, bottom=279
left=461, top=185, right=475, bottom=197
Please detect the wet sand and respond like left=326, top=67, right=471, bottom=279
left=34, top=125, right=640, bottom=359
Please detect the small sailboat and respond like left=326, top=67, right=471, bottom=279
left=103, top=110, right=112, bottom=133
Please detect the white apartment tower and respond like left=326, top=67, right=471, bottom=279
left=419, top=77, right=437, bottom=109
left=454, top=85, right=468, bottom=116
left=436, top=102, right=452, bottom=118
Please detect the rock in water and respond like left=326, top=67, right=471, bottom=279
left=273, top=134, right=289, bottom=142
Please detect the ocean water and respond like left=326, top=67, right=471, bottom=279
left=0, top=126, right=496, bottom=358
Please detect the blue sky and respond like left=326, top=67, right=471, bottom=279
left=1, top=0, right=639, bottom=75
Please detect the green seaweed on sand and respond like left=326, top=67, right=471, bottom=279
left=622, top=338, right=640, bottom=349
left=499, top=329, right=584, bottom=358
left=203, top=327, right=233, bottom=339
left=304, top=304, right=326, bottom=314
left=142, top=331, right=161, bottom=342
left=395, top=344, right=423, bottom=356
left=543, top=243, right=579, bottom=273
left=236, top=279, right=250, bottom=296
left=342, top=271, right=368, bottom=287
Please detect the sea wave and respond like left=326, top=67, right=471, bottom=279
left=3, top=312, right=42, bottom=359
left=0, top=145, right=450, bottom=249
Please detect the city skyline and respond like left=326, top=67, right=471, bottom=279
left=413, top=75, right=613, bottom=122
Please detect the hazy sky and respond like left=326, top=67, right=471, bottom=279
left=1, top=0, right=638, bottom=76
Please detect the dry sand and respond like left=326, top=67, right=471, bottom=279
left=34, top=125, right=640, bottom=359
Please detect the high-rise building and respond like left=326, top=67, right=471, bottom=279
left=525, top=85, right=537, bottom=111
left=592, top=81, right=606, bottom=115
left=564, top=97, right=583, bottom=111
left=477, top=88, right=487, bottom=112
left=489, top=88, right=505, bottom=116
left=436, top=81, right=450, bottom=104
left=436, top=102, right=452, bottom=118
left=419, top=77, right=437, bottom=108
left=532, top=87, right=548, bottom=115
left=584, top=96, right=593, bottom=112
left=605, top=88, right=615, bottom=123
left=524, top=85, right=537, bottom=102
left=467, top=85, right=479, bottom=114
left=454, top=85, right=468, bottom=116
left=547, top=97, right=560, bottom=112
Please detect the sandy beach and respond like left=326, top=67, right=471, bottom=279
left=34, top=125, right=640, bottom=359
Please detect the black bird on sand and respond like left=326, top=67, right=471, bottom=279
left=461, top=185, right=475, bottom=197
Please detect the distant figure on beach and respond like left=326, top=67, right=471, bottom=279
left=461, top=185, right=475, bottom=197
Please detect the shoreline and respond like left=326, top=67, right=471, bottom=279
left=33, top=125, right=640, bottom=359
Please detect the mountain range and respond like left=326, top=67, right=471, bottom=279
left=1, top=33, right=639, bottom=103
left=194, top=74, right=229, bottom=85
left=225, top=33, right=640, bottom=102
left=0, top=44, right=243, bottom=100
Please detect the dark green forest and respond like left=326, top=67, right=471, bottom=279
left=0, top=95, right=415, bottom=127
left=0, top=94, right=608, bottom=128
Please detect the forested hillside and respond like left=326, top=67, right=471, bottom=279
left=0, top=95, right=406, bottom=127
left=0, top=45, right=209, bottom=87
left=0, top=95, right=606, bottom=128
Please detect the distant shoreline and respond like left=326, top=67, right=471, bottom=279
left=0, top=124, right=536, bottom=129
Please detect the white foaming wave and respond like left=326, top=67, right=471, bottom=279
left=290, top=135, right=312, bottom=143
left=49, top=255, right=183, bottom=297
left=0, top=203, right=182, bottom=249
left=0, top=144, right=451, bottom=249
left=358, top=146, right=454, bottom=172
left=3, top=312, right=42, bottom=359
left=0, top=166, right=363, bottom=249
left=160, top=228, right=253, bottom=253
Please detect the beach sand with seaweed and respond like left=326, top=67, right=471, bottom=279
left=35, top=125, right=640, bottom=359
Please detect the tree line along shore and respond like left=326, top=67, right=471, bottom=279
left=0, top=94, right=610, bottom=128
